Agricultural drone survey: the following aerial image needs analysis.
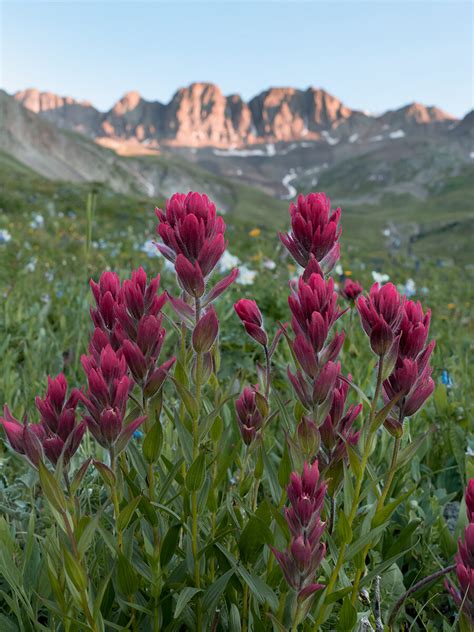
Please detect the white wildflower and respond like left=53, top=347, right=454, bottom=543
left=236, top=265, right=257, bottom=286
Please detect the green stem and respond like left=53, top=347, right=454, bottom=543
left=192, top=297, right=203, bottom=629
left=61, top=511, right=98, bottom=632
left=313, top=356, right=385, bottom=629
left=351, top=433, right=402, bottom=603
left=110, top=449, right=123, bottom=551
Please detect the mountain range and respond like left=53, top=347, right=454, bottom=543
left=14, top=83, right=459, bottom=149
left=1, top=83, right=472, bottom=204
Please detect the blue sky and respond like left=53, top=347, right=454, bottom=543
left=1, top=1, right=472, bottom=117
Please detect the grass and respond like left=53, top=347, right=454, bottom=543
left=0, top=151, right=472, bottom=629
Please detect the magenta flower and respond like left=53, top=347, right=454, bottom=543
left=1, top=374, right=85, bottom=468
left=398, top=300, right=431, bottom=360
left=289, top=274, right=343, bottom=354
left=79, top=345, right=145, bottom=452
left=446, top=479, right=474, bottom=624
left=271, top=461, right=327, bottom=600
left=279, top=192, right=341, bottom=272
left=234, top=299, right=268, bottom=347
left=192, top=306, right=219, bottom=353
left=90, top=271, right=123, bottom=350
left=340, top=279, right=363, bottom=302
left=235, top=386, right=268, bottom=445
left=155, top=192, right=226, bottom=277
left=319, top=377, right=361, bottom=461
left=467, top=479, right=474, bottom=522
left=382, top=298, right=435, bottom=433
left=357, top=283, right=405, bottom=356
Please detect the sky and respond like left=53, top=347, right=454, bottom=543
left=1, top=0, right=472, bottom=117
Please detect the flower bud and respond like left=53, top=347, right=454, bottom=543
left=234, top=299, right=268, bottom=347
left=192, top=307, right=219, bottom=353
left=297, top=417, right=320, bottom=456
left=175, top=255, right=205, bottom=298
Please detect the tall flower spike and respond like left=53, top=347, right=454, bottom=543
left=271, top=461, right=327, bottom=601
left=279, top=192, right=341, bottom=272
left=446, top=478, right=474, bottom=625
left=382, top=297, right=435, bottom=435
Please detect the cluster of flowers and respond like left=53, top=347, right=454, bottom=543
left=0, top=191, right=241, bottom=469
left=358, top=283, right=435, bottom=436
left=271, top=461, right=327, bottom=601
left=446, top=479, right=474, bottom=624
left=1, top=189, right=440, bottom=615
left=235, top=191, right=436, bottom=600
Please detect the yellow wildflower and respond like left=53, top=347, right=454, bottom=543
left=249, top=228, right=261, bottom=238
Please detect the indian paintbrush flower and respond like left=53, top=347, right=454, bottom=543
left=279, top=193, right=341, bottom=272
left=272, top=461, right=327, bottom=599
left=79, top=345, right=145, bottom=452
left=1, top=374, right=85, bottom=467
left=357, top=282, right=405, bottom=356
left=156, top=192, right=239, bottom=307
left=235, top=386, right=268, bottom=445
left=155, top=192, right=226, bottom=277
left=340, top=279, right=363, bottom=302
left=234, top=298, right=268, bottom=347
left=192, top=306, right=219, bottom=353
left=446, top=478, right=474, bottom=625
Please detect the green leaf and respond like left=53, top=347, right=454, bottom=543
left=174, top=587, right=201, bottom=618
left=116, top=554, right=138, bottom=596
left=93, top=460, right=116, bottom=487
left=62, top=546, right=87, bottom=592
left=346, top=444, right=362, bottom=480
left=345, top=524, right=387, bottom=562
left=70, top=458, right=92, bottom=495
left=337, top=597, right=357, bottom=631
left=369, top=391, right=403, bottom=433
left=396, top=426, right=435, bottom=472
left=117, top=496, right=142, bottom=532
left=172, top=377, right=198, bottom=418
left=337, top=510, right=352, bottom=543
left=236, top=566, right=278, bottom=611
left=372, top=487, right=415, bottom=528
left=239, top=515, right=274, bottom=564
left=161, top=523, right=181, bottom=567
left=229, top=603, right=242, bottom=632
left=77, top=513, right=100, bottom=557
left=186, top=453, right=206, bottom=491
left=201, top=568, right=234, bottom=613
left=38, top=461, right=67, bottom=513
left=143, top=421, right=163, bottom=464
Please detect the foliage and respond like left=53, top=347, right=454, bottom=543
left=0, top=171, right=473, bottom=631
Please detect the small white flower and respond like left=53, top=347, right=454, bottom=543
left=0, top=229, right=12, bottom=244
left=25, top=258, right=37, bottom=272
left=263, top=259, right=276, bottom=270
left=334, top=264, right=343, bottom=276
left=236, top=265, right=257, bottom=286
left=382, top=228, right=391, bottom=237
left=45, top=271, right=55, bottom=282
left=30, top=213, right=44, bottom=229
left=372, top=271, right=390, bottom=284
left=218, top=250, right=240, bottom=272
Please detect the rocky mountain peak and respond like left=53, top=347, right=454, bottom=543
left=112, top=91, right=143, bottom=115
